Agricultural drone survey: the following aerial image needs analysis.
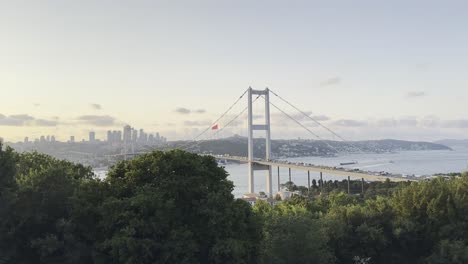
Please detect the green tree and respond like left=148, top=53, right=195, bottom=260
left=254, top=200, right=334, bottom=264
left=0, top=143, right=19, bottom=262
left=97, top=150, right=261, bottom=264
left=6, top=152, right=94, bottom=264
left=426, top=240, right=468, bottom=264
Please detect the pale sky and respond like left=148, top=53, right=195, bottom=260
left=1, top=0, right=467, bottom=142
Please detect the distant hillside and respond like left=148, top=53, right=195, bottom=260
left=175, top=136, right=452, bottom=158
left=434, top=139, right=468, bottom=147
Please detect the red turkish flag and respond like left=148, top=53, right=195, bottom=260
left=211, top=124, right=219, bottom=130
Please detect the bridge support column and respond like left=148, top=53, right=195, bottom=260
left=347, top=176, right=351, bottom=194
left=320, top=172, right=323, bottom=192
left=361, top=178, right=364, bottom=194
left=289, top=168, right=291, bottom=182
left=247, top=87, right=272, bottom=197
left=277, top=167, right=280, bottom=191
left=265, top=89, right=272, bottom=197
left=248, top=88, right=254, bottom=194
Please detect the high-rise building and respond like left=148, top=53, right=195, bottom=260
left=40, top=135, right=46, bottom=142
left=123, top=125, right=132, bottom=144
left=89, top=131, right=96, bottom=142
left=46, top=135, right=50, bottom=142
left=51, top=136, right=56, bottom=142
left=132, top=129, right=138, bottom=143
left=24, top=137, right=29, bottom=143
left=107, top=130, right=113, bottom=142
left=116, top=131, right=122, bottom=142
left=139, top=129, right=145, bottom=143
left=140, top=130, right=148, bottom=143
left=70, top=136, right=75, bottom=143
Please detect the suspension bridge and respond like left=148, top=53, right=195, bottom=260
left=93, top=87, right=418, bottom=197
left=107, top=87, right=416, bottom=198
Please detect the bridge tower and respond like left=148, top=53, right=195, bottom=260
left=247, top=87, right=273, bottom=197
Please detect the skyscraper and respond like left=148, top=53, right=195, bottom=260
left=107, top=130, right=112, bottom=142
left=70, top=136, right=75, bottom=143
left=89, top=131, right=96, bottom=142
left=116, top=131, right=122, bottom=142
left=123, top=125, right=132, bottom=144
left=132, top=129, right=138, bottom=143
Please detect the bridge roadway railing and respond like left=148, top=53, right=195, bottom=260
left=212, top=155, right=417, bottom=182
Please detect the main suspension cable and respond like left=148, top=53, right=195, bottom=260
left=179, top=95, right=262, bottom=151
left=268, top=99, right=342, bottom=154
left=269, top=89, right=364, bottom=153
left=176, top=88, right=249, bottom=150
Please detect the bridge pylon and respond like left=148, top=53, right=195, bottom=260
left=247, top=87, right=273, bottom=197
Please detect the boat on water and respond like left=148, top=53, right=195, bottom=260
left=217, top=159, right=228, bottom=166
left=340, top=161, right=358, bottom=166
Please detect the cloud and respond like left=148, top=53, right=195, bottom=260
left=90, top=103, right=102, bottom=110
left=76, top=115, right=118, bottom=126
left=441, top=119, right=468, bottom=128
left=334, top=116, right=468, bottom=129
left=420, top=116, right=440, bottom=128
left=271, top=112, right=329, bottom=127
left=332, top=119, right=368, bottom=127
left=398, top=118, right=418, bottom=127
left=183, top=120, right=213, bottom=127
left=406, top=91, right=426, bottom=98
left=320, top=77, right=341, bottom=87
left=9, top=114, right=34, bottom=121
left=0, top=113, right=59, bottom=127
left=194, top=109, right=206, bottom=114
left=175, top=107, right=191, bottom=114
left=32, top=119, right=58, bottom=127
left=0, top=117, right=24, bottom=126
left=175, top=107, right=206, bottom=114
left=310, top=115, right=330, bottom=121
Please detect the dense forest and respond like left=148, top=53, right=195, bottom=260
left=1, top=143, right=468, bottom=264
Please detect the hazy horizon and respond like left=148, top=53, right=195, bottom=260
left=1, top=1, right=467, bottom=142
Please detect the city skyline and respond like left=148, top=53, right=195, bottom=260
left=1, top=1, right=467, bottom=142
left=10, top=125, right=167, bottom=144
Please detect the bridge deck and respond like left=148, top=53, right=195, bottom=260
left=216, top=156, right=417, bottom=182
